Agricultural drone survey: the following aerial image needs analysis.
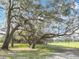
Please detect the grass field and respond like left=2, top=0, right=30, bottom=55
left=0, top=42, right=79, bottom=59
left=48, top=42, right=79, bottom=48
left=0, top=43, right=54, bottom=59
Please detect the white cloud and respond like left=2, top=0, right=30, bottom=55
left=74, top=2, right=79, bottom=9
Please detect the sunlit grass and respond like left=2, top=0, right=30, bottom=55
left=48, top=42, right=79, bottom=48
left=9, top=43, right=29, bottom=48
left=0, top=44, right=54, bottom=59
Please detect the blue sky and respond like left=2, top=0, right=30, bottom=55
left=76, top=0, right=79, bottom=3
left=0, top=0, right=79, bottom=25
left=0, top=0, right=48, bottom=25
left=0, top=4, right=5, bottom=26
left=40, top=0, right=48, bottom=6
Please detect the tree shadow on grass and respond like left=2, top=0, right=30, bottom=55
left=44, top=44, right=79, bottom=53
left=46, top=45, right=68, bottom=53
left=0, top=44, right=79, bottom=58
left=43, top=44, right=79, bottom=57
left=35, top=44, right=69, bottom=56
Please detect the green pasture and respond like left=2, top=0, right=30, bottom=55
left=0, top=42, right=79, bottom=59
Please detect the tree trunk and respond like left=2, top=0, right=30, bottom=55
left=32, top=43, right=36, bottom=49
left=1, top=32, right=13, bottom=50
left=1, top=37, right=10, bottom=50
left=1, top=15, right=11, bottom=50
left=11, top=38, right=14, bottom=47
left=28, top=43, right=32, bottom=48
left=1, top=25, right=20, bottom=50
left=31, top=40, right=36, bottom=49
left=1, top=0, right=12, bottom=50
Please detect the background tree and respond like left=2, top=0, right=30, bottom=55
left=1, top=0, right=21, bottom=49
left=15, top=0, right=79, bottom=48
left=1, top=0, right=79, bottom=49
